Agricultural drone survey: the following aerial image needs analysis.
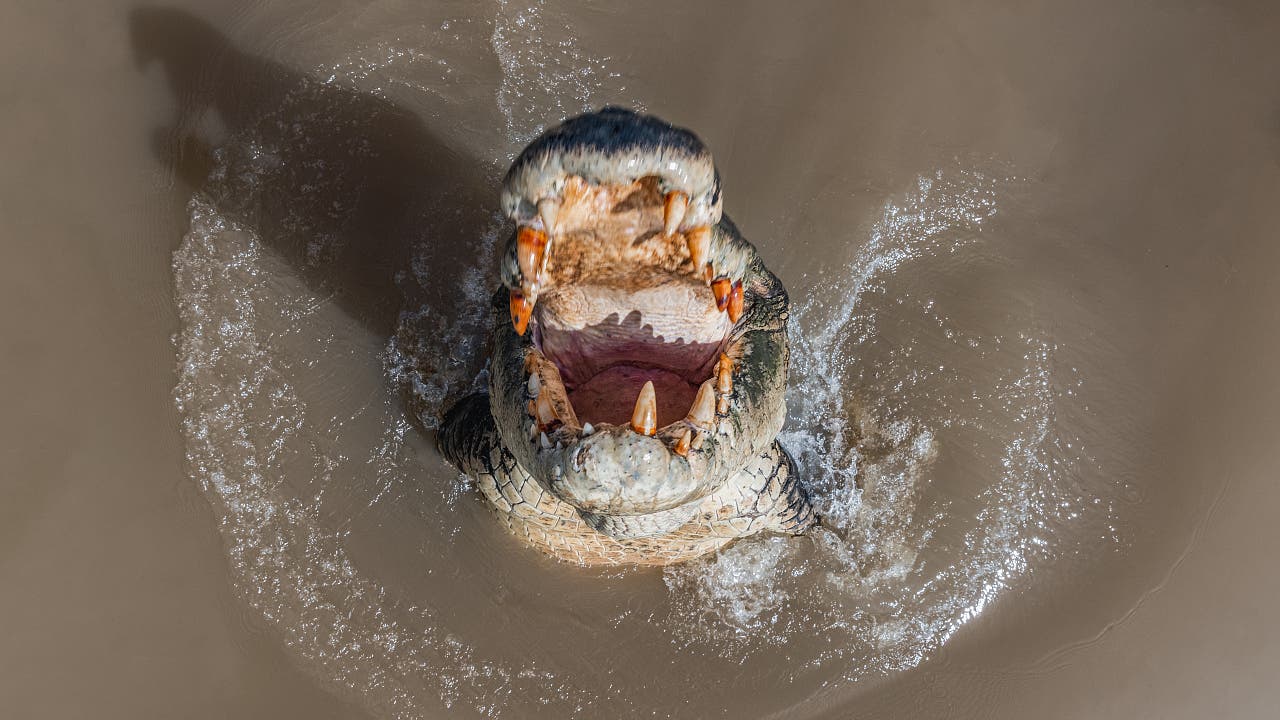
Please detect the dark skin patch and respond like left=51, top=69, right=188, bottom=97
left=611, top=176, right=663, bottom=214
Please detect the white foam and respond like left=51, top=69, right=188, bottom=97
left=491, top=0, right=634, bottom=149
left=661, top=169, right=1110, bottom=679
left=664, top=536, right=798, bottom=638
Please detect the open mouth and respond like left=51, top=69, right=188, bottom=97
left=498, top=109, right=748, bottom=460
left=439, top=107, right=812, bottom=555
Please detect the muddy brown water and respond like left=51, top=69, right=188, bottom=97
left=4, top=1, right=1280, bottom=718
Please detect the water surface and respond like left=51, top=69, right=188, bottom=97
left=4, top=1, right=1280, bottom=718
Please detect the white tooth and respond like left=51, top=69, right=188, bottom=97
left=581, top=422, right=594, bottom=436
left=527, top=373, right=541, bottom=396
left=686, top=380, right=716, bottom=428
left=540, top=431, right=552, bottom=449
left=556, top=440, right=564, bottom=450
left=686, top=226, right=710, bottom=269
left=664, top=191, right=688, bottom=236
left=630, top=380, right=658, bottom=435
left=538, top=198, right=559, bottom=235
left=691, top=431, right=706, bottom=450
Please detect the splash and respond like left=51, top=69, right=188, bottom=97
left=173, top=196, right=611, bottom=717
left=491, top=0, right=634, bottom=149
left=664, top=168, right=1108, bottom=679
left=783, top=169, right=1001, bottom=525
left=383, top=210, right=501, bottom=431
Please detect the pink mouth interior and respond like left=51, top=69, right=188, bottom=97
left=534, top=288, right=728, bottom=429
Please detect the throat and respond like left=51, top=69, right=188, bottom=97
left=569, top=366, right=697, bottom=427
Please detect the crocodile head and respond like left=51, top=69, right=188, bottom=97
left=484, top=108, right=791, bottom=536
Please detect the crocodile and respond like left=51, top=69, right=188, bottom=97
left=439, top=108, right=815, bottom=566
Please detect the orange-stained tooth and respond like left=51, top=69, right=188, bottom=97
left=663, top=191, right=688, bottom=236
left=711, top=278, right=732, bottom=311
left=717, top=353, right=733, bottom=395
left=516, top=226, right=548, bottom=286
left=630, top=380, right=658, bottom=436
left=537, top=198, right=559, bottom=235
left=687, top=226, right=710, bottom=270
left=704, top=263, right=714, bottom=284
left=687, top=380, right=716, bottom=427
left=727, top=281, right=744, bottom=323
left=717, top=396, right=731, bottom=415
left=510, top=291, right=533, bottom=335
left=674, top=429, right=692, bottom=457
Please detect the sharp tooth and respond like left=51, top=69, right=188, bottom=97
left=537, top=198, right=559, bottom=235
left=581, top=422, right=594, bottom=436
left=711, top=277, right=731, bottom=311
left=509, top=291, right=533, bottom=335
left=535, top=391, right=556, bottom=427
left=686, top=380, right=716, bottom=428
left=686, top=226, right=710, bottom=270
left=717, top=353, right=733, bottom=395
left=727, top=281, right=744, bottom=323
left=704, top=263, right=714, bottom=284
left=630, top=380, right=658, bottom=436
left=539, top=431, right=552, bottom=449
left=674, top=429, right=691, bottom=457
left=663, top=191, right=688, bottom=236
left=516, top=226, right=548, bottom=289
left=527, top=373, right=541, bottom=397
left=717, top=396, right=731, bottom=416
left=690, top=431, right=706, bottom=450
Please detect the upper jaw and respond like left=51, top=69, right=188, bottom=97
left=498, top=108, right=745, bottom=330
left=500, top=106, right=722, bottom=235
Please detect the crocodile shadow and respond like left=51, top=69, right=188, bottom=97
left=129, top=6, right=493, bottom=340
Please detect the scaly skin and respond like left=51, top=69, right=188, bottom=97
left=441, top=395, right=813, bottom=566
left=438, top=108, right=815, bottom=566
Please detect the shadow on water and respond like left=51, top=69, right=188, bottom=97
left=129, top=6, right=496, bottom=341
